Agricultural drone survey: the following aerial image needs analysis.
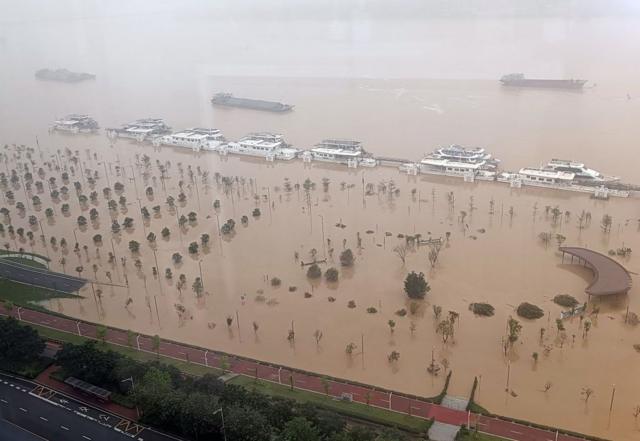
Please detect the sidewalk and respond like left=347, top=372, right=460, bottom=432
left=35, top=365, right=138, bottom=421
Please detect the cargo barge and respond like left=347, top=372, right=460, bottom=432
left=36, top=68, right=95, bottom=83
left=500, top=73, right=586, bottom=89
left=211, top=93, right=293, bottom=112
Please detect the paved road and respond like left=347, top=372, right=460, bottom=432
left=0, top=417, right=44, bottom=441
left=0, top=259, right=86, bottom=293
left=0, top=305, right=595, bottom=441
left=0, top=373, right=179, bottom=441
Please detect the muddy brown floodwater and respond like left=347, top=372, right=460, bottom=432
left=3, top=135, right=640, bottom=440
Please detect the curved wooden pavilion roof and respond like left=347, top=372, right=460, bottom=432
left=560, top=246, right=632, bottom=296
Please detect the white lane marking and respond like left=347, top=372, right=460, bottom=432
left=19, top=407, right=27, bottom=412
left=82, top=436, right=92, bottom=440
left=39, top=416, right=48, bottom=421
left=60, top=426, right=69, bottom=431
left=0, top=399, right=8, bottom=403
left=511, top=430, right=523, bottom=435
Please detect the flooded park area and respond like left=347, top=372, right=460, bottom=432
left=1, top=133, right=639, bottom=439
left=2, top=3, right=640, bottom=438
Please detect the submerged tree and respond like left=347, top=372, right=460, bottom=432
left=306, top=263, right=322, bottom=279
left=128, top=240, right=140, bottom=254
left=339, top=248, right=354, bottom=267
left=507, top=316, right=522, bottom=346
left=324, top=267, right=339, bottom=282
left=192, top=277, right=204, bottom=297
left=393, top=244, right=408, bottom=265
left=601, top=214, right=613, bottom=233
left=436, top=319, right=454, bottom=344
left=404, top=271, right=429, bottom=299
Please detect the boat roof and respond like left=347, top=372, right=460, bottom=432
left=421, top=158, right=483, bottom=169
left=239, top=136, right=282, bottom=148
left=519, top=168, right=575, bottom=180
left=437, top=145, right=486, bottom=154
left=170, top=132, right=209, bottom=140
left=126, top=127, right=157, bottom=134
left=170, top=128, right=222, bottom=139
left=190, top=127, right=222, bottom=134
left=317, top=139, right=361, bottom=147
left=311, top=147, right=361, bottom=157
left=548, top=159, right=586, bottom=168
left=244, top=132, right=283, bottom=140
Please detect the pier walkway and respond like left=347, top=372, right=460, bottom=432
left=560, top=246, right=632, bottom=296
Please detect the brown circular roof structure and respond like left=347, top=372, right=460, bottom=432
left=560, top=246, right=632, bottom=296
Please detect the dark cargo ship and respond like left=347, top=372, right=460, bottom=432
left=35, top=68, right=95, bottom=83
left=211, top=93, right=293, bottom=112
left=500, top=73, right=586, bottom=89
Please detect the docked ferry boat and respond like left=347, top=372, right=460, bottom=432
left=419, top=145, right=498, bottom=180
left=497, top=167, right=629, bottom=198
left=430, top=145, right=499, bottom=168
left=497, top=168, right=575, bottom=188
left=223, top=133, right=298, bottom=160
left=419, top=158, right=496, bottom=180
left=153, top=128, right=225, bottom=151
left=543, top=159, right=618, bottom=182
left=307, top=139, right=377, bottom=167
left=51, top=114, right=99, bottom=134
left=106, top=119, right=171, bottom=142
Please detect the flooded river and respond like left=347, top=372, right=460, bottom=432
left=1, top=1, right=640, bottom=439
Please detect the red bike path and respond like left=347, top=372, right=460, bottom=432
left=0, top=305, right=594, bottom=441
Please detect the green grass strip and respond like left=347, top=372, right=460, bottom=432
left=230, top=375, right=431, bottom=433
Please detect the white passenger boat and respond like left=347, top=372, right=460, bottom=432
left=431, top=144, right=499, bottom=168
left=308, top=139, right=377, bottom=168
left=517, top=168, right=575, bottom=187
left=498, top=167, right=629, bottom=198
left=420, top=157, right=496, bottom=180
left=418, top=144, right=499, bottom=180
left=106, top=119, right=171, bottom=142
left=223, top=133, right=297, bottom=160
left=51, top=114, right=99, bottom=134
left=543, top=159, right=618, bottom=182
left=153, top=128, right=225, bottom=151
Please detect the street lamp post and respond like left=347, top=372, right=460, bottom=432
left=262, top=186, right=272, bottom=224
left=102, top=161, right=111, bottom=188
left=153, top=249, right=163, bottom=295
left=121, top=378, right=139, bottom=418
left=198, top=259, right=205, bottom=290
left=137, top=199, right=147, bottom=235
left=110, top=238, right=120, bottom=280
left=213, top=408, right=227, bottom=441
left=318, top=214, right=325, bottom=258
left=38, top=219, right=50, bottom=262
